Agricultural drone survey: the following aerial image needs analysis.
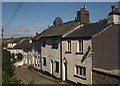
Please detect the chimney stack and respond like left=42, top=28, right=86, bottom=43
left=111, top=6, right=116, bottom=12
left=115, top=8, right=119, bottom=12
left=77, top=5, right=89, bottom=25
left=36, top=32, right=38, bottom=36
left=53, top=17, right=63, bottom=27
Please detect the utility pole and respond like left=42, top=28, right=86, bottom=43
left=2, top=26, right=4, bottom=39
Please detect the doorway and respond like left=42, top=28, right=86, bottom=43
left=62, top=62, right=67, bottom=81
left=50, top=60, right=53, bottom=75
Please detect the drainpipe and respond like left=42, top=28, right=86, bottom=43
left=40, top=41, right=42, bottom=72
left=60, top=38, right=62, bottom=81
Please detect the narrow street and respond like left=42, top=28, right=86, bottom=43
left=15, top=66, right=70, bottom=85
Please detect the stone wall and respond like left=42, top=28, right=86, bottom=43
left=92, top=70, right=120, bottom=85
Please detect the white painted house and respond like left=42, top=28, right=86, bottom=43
left=30, top=5, right=120, bottom=85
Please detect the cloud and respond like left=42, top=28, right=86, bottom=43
left=4, top=26, right=46, bottom=38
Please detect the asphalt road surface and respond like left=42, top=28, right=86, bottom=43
left=15, top=66, right=70, bottom=85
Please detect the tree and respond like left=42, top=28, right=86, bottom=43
left=16, top=53, right=23, bottom=61
left=2, top=49, right=22, bottom=85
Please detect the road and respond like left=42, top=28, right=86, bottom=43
left=15, top=67, right=70, bottom=85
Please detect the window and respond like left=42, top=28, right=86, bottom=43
left=52, top=39, right=59, bottom=49
left=75, top=66, right=86, bottom=78
left=43, top=57, right=46, bottom=66
left=55, top=61, right=59, bottom=73
left=43, top=39, right=46, bottom=47
left=77, top=40, right=83, bottom=53
left=66, top=41, right=71, bottom=52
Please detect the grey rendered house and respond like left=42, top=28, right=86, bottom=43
left=32, top=6, right=89, bottom=80
left=38, top=19, right=80, bottom=80
left=31, top=5, right=120, bottom=85
left=62, top=23, right=110, bottom=84
left=61, top=5, right=120, bottom=85
left=29, top=35, right=41, bottom=70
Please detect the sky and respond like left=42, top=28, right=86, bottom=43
left=2, top=2, right=119, bottom=38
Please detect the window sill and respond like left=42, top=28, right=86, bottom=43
left=74, top=75, right=86, bottom=80
left=65, top=51, right=72, bottom=54
left=75, top=52, right=84, bottom=55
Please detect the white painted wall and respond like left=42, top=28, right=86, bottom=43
left=7, top=43, right=17, bottom=49
left=62, top=39, right=92, bottom=84
left=41, top=38, right=61, bottom=79
left=108, top=15, right=120, bottom=24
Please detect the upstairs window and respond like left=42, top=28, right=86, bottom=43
left=43, top=57, right=46, bottom=66
left=66, top=41, right=71, bottom=53
left=42, top=39, right=46, bottom=47
left=76, top=40, right=83, bottom=54
left=55, top=61, right=59, bottom=73
left=52, top=39, right=59, bottom=49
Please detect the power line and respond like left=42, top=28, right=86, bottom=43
left=6, top=2, right=23, bottom=27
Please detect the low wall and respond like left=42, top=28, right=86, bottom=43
left=92, top=69, right=120, bottom=85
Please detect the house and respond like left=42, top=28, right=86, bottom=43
left=92, top=5, right=120, bottom=84
left=62, top=23, right=110, bottom=84
left=23, top=42, right=33, bottom=65
left=11, top=38, right=32, bottom=64
left=31, top=5, right=89, bottom=81
left=61, top=5, right=120, bottom=85
left=30, top=5, right=120, bottom=85
left=7, top=38, right=22, bottom=54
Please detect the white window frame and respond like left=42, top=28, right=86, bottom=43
left=77, top=40, right=83, bottom=53
left=75, top=65, right=86, bottom=78
left=66, top=41, right=71, bottom=52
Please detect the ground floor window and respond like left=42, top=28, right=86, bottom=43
left=55, top=61, right=59, bottom=73
left=43, top=57, right=46, bottom=66
left=75, top=65, right=86, bottom=78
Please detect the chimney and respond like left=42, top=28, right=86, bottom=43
left=115, top=7, right=119, bottom=13
left=53, top=17, right=63, bottom=27
left=111, top=6, right=116, bottom=12
left=36, top=32, right=38, bottom=36
left=77, top=5, right=89, bottom=25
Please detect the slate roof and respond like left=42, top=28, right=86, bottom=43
left=13, top=39, right=31, bottom=49
left=33, top=20, right=80, bottom=40
left=64, top=23, right=110, bottom=38
left=108, top=12, right=120, bottom=15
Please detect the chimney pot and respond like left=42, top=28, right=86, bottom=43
left=36, top=32, right=38, bottom=36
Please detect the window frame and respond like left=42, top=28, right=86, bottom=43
left=76, top=40, right=84, bottom=54
left=42, top=39, right=46, bottom=47
left=66, top=40, right=71, bottom=53
left=55, top=61, right=59, bottom=73
left=74, top=65, right=86, bottom=79
left=52, top=39, right=59, bottom=49
left=43, top=57, right=46, bottom=66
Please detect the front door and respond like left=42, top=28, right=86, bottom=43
left=62, top=62, right=67, bottom=81
left=50, top=60, right=53, bottom=75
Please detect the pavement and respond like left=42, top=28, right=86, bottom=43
left=15, top=66, right=70, bottom=85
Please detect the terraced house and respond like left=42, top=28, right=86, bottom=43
left=26, top=5, right=120, bottom=85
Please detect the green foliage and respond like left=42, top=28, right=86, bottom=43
left=2, top=49, right=15, bottom=77
left=2, top=49, right=22, bottom=85
left=16, top=53, right=23, bottom=61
